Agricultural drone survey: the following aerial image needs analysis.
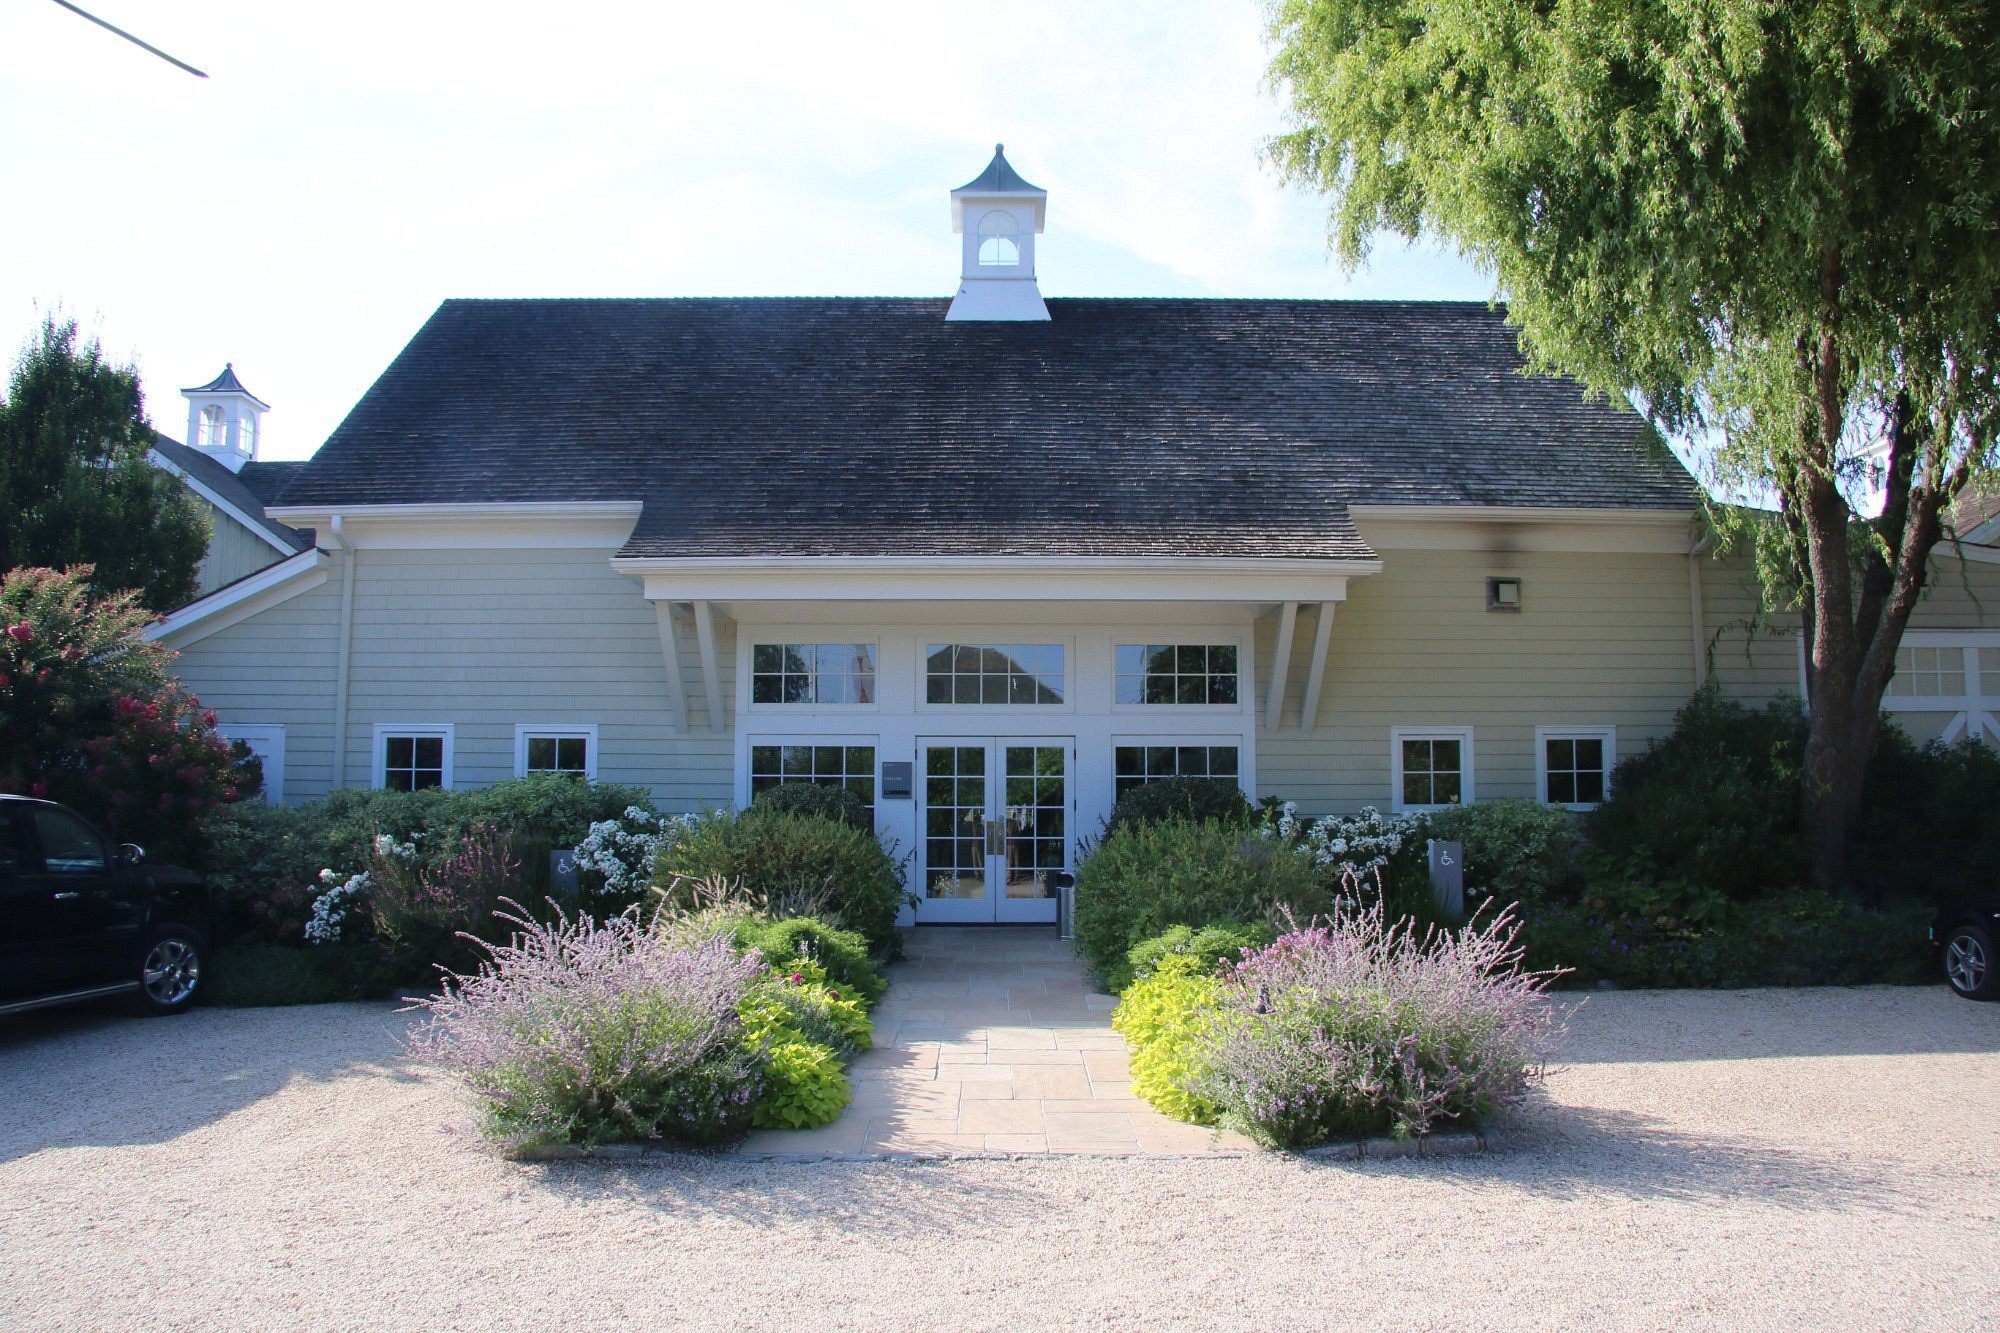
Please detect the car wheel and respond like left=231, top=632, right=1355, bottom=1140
left=1942, top=924, right=1998, bottom=1001
left=132, top=925, right=206, bottom=1015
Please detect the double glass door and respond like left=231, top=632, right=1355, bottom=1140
left=917, top=738, right=1070, bottom=923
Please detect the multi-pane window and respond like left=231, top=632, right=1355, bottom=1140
left=750, top=644, right=876, bottom=705
left=1886, top=645, right=1961, bottom=697
left=1393, top=730, right=1469, bottom=811
left=1114, top=644, right=1240, bottom=705
left=924, top=644, right=1064, bottom=705
left=378, top=730, right=450, bottom=792
left=749, top=743, right=877, bottom=824
left=525, top=738, right=589, bottom=778
left=1112, top=744, right=1241, bottom=802
left=923, top=745, right=988, bottom=899
left=1541, top=729, right=1613, bottom=807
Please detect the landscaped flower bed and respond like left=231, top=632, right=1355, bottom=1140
left=407, top=896, right=885, bottom=1155
left=1114, top=900, right=1561, bottom=1149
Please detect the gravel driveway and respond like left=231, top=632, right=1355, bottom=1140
left=2, top=986, right=1996, bottom=1331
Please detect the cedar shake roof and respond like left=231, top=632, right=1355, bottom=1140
left=152, top=435, right=312, bottom=553
left=270, top=297, right=1697, bottom=562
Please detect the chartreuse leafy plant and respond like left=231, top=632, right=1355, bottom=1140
left=1113, top=953, right=1224, bottom=1125
left=1268, top=0, right=2000, bottom=894
left=749, top=1041, right=853, bottom=1131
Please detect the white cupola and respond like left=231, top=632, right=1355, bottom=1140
left=946, top=144, right=1049, bottom=322
left=181, top=364, right=269, bottom=473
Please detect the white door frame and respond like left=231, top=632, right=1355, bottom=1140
left=915, top=735, right=1072, bottom=924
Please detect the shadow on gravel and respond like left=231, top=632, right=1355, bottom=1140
left=529, top=1156, right=1049, bottom=1236
left=0, top=1001, right=415, bottom=1166
left=1334, top=1100, right=1933, bottom=1217
left=1552, top=985, right=2000, bottom=1065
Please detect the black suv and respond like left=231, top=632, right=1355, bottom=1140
left=0, top=795, right=211, bottom=1018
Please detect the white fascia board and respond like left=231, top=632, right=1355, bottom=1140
left=1349, top=504, right=1702, bottom=554
left=147, top=449, right=297, bottom=555
left=612, top=555, right=1383, bottom=605
left=265, top=501, right=644, bottom=550
left=145, top=550, right=330, bottom=646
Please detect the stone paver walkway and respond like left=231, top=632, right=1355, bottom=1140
left=736, top=926, right=1257, bottom=1157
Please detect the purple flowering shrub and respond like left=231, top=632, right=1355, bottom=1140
left=1184, top=897, right=1563, bottom=1148
left=407, top=904, right=768, bottom=1153
left=371, top=823, right=526, bottom=978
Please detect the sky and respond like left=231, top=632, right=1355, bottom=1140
left=0, top=0, right=1492, bottom=460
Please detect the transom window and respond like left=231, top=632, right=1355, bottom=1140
left=1115, top=644, right=1239, bottom=705
left=516, top=725, right=596, bottom=779
left=1392, top=728, right=1472, bottom=812
left=1539, top=727, right=1614, bottom=808
left=749, top=743, right=877, bottom=823
left=1113, top=744, right=1241, bottom=802
left=925, top=644, right=1064, bottom=706
left=1886, top=645, right=1962, bottom=698
left=750, top=643, right=876, bottom=705
left=375, top=726, right=452, bottom=792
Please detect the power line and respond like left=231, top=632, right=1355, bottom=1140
left=47, top=0, right=208, bottom=79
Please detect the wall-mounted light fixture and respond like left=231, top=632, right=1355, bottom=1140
left=1487, top=577, right=1523, bottom=612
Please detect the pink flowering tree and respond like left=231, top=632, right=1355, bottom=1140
left=0, top=565, right=257, bottom=861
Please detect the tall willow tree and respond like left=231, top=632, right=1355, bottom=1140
left=1267, top=0, right=2000, bottom=894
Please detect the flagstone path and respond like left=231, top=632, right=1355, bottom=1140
left=735, top=926, right=1258, bottom=1157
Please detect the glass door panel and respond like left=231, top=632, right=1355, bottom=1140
left=916, top=738, right=1068, bottom=924
left=922, top=744, right=988, bottom=903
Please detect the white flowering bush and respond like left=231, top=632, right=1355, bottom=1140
left=574, top=807, right=705, bottom=911
left=1264, top=802, right=1418, bottom=880
left=303, top=868, right=371, bottom=944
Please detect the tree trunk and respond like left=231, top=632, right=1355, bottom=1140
left=1799, top=704, right=1877, bottom=899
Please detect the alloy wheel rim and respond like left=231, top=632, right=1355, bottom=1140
left=1946, top=937, right=1986, bottom=992
left=142, top=939, right=200, bottom=1006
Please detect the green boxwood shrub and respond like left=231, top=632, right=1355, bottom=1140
left=655, top=808, right=907, bottom=948
left=1120, top=922, right=1276, bottom=994
left=1420, top=799, right=1581, bottom=909
left=731, top=915, right=887, bottom=1006
left=750, top=782, right=872, bottom=832
left=1103, top=776, right=1253, bottom=841
left=1072, top=819, right=1325, bottom=982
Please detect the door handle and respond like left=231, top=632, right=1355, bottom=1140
left=984, top=820, right=1006, bottom=856
left=51, top=891, right=80, bottom=901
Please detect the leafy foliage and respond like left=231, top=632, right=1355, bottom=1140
left=730, top=915, right=887, bottom=1007
left=1421, top=800, right=1582, bottom=910
left=750, top=781, right=872, bottom=832
left=1103, top=776, right=1253, bottom=840
left=1124, top=922, right=1276, bottom=987
left=1186, top=906, right=1562, bottom=1147
left=0, top=316, right=208, bottom=611
left=1112, top=953, right=1223, bottom=1124
left=749, top=1041, right=852, bottom=1131
left=367, top=824, right=526, bottom=980
left=1072, top=819, right=1326, bottom=983
left=1856, top=733, right=2000, bottom=905
left=1266, top=0, right=2000, bottom=893
left=0, top=565, right=257, bottom=861
left=407, top=909, right=768, bottom=1154
left=1586, top=690, right=1810, bottom=900
left=654, top=808, right=908, bottom=948
left=208, top=940, right=398, bottom=1007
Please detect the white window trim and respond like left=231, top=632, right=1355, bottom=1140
left=743, top=641, right=882, bottom=714
left=1536, top=725, right=1617, bottom=810
left=1875, top=633, right=2000, bottom=744
left=513, top=724, right=599, bottom=780
left=371, top=723, right=455, bottom=791
left=740, top=735, right=881, bottom=821
left=1108, top=638, right=1251, bottom=715
left=916, top=638, right=1076, bottom=714
left=218, top=724, right=285, bottom=805
left=1110, top=736, right=1250, bottom=798
left=1389, top=726, right=1475, bottom=814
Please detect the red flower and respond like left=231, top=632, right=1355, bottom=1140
left=5, top=622, right=31, bottom=643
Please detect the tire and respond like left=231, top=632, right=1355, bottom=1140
left=1942, top=924, right=1998, bottom=1002
left=131, top=925, right=207, bottom=1015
